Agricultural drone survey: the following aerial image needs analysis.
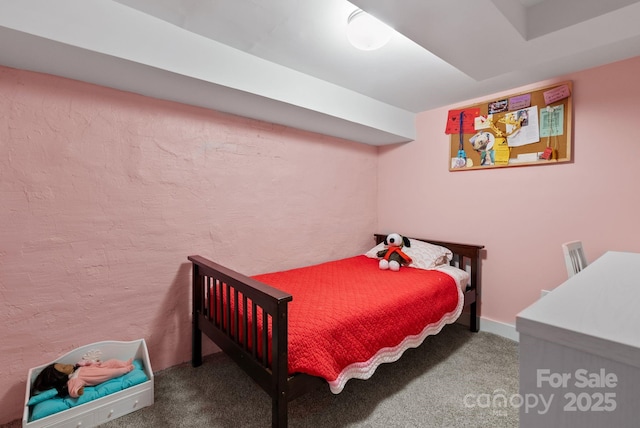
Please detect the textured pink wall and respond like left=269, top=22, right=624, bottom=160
left=0, top=66, right=377, bottom=423
left=378, top=55, right=640, bottom=327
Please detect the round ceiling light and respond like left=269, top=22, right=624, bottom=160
left=346, top=9, right=393, bottom=51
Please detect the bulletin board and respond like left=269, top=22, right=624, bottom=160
left=446, top=81, right=572, bottom=171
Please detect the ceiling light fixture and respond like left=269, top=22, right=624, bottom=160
left=346, top=9, right=393, bottom=51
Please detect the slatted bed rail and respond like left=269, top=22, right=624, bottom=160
left=188, top=255, right=293, bottom=426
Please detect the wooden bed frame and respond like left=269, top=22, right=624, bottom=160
left=188, top=235, right=484, bottom=428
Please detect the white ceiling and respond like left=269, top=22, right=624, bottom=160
left=1, top=0, right=640, bottom=145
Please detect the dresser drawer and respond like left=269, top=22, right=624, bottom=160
left=94, top=388, right=153, bottom=425
left=42, top=412, right=94, bottom=428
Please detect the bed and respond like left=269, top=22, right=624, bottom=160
left=189, top=234, right=483, bottom=427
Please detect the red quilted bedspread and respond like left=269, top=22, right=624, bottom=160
left=252, top=255, right=463, bottom=393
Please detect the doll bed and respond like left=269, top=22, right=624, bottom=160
left=189, top=234, right=483, bottom=428
left=22, top=339, right=154, bottom=428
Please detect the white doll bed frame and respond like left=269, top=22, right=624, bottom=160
left=22, top=339, right=154, bottom=428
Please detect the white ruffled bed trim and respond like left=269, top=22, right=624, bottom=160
left=327, top=271, right=466, bottom=394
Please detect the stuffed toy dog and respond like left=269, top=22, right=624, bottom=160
left=376, top=233, right=412, bottom=271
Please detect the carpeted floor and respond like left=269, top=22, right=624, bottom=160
left=8, top=324, right=519, bottom=427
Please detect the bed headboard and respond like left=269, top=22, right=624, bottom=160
left=374, top=234, right=484, bottom=261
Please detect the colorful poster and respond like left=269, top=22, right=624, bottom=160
left=509, top=94, right=531, bottom=111
left=507, top=106, right=540, bottom=147
left=488, top=99, right=508, bottom=114
left=539, top=105, right=564, bottom=137
left=445, top=108, right=480, bottom=134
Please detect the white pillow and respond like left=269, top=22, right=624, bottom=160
left=365, top=238, right=453, bottom=270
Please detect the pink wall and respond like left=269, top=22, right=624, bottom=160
left=378, top=55, right=640, bottom=327
left=0, top=66, right=377, bottom=423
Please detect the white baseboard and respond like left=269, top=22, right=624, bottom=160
left=480, top=317, right=519, bottom=342
left=457, top=313, right=519, bottom=342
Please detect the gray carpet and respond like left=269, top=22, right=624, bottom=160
left=7, top=324, right=519, bottom=428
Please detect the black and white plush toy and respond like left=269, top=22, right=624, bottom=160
left=376, top=233, right=412, bottom=271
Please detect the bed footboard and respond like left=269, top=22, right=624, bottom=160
left=188, top=255, right=293, bottom=427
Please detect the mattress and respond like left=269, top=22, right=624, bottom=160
left=251, top=255, right=467, bottom=393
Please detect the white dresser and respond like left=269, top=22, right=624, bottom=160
left=517, top=251, right=640, bottom=427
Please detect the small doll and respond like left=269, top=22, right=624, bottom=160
left=32, top=358, right=134, bottom=398
left=31, top=363, right=75, bottom=397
